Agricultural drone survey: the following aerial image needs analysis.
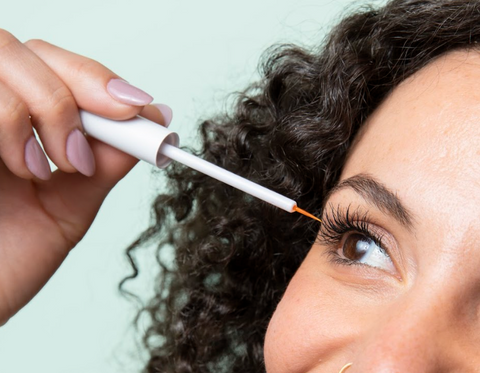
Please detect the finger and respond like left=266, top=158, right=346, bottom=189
left=49, top=104, right=174, bottom=208
left=36, top=138, right=139, bottom=240
left=35, top=103, right=175, bottom=242
left=24, top=39, right=154, bottom=120
left=0, top=80, right=51, bottom=180
left=0, top=30, right=93, bottom=176
left=33, top=103, right=174, bottom=246
left=139, top=103, right=173, bottom=127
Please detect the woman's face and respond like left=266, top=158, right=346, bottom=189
left=264, top=50, right=480, bottom=372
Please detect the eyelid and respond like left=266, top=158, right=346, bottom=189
left=317, top=203, right=372, bottom=244
left=318, top=203, right=403, bottom=279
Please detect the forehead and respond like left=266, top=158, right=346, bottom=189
left=342, top=50, right=480, bottom=212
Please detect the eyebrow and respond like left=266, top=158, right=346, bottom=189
left=326, top=174, right=415, bottom=229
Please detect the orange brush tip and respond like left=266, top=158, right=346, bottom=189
left=293, top=205, right=322, bottom=222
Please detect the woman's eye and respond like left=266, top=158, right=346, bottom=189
left=339, top=233, right=395, bottom=273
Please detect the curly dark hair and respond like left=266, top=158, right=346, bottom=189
left=121, top=0, right=480, bottom=372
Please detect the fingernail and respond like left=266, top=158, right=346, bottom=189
left=66, top=129, right=96, bottom=177
left=25, top=136, right=51, bottom=180
left=152, top=103, right=173, bottom=127
left=107, top=79, right=153, bottom=106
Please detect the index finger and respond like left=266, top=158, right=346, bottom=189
left=24, top=39, right=153, bottom=120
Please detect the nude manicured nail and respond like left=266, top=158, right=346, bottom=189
left=107, top=79, right=153, bottom=106
left=25, top=136, right=51, bottom=180
left=152, top=103, right=173, bottom=127
left=66, top=129, right=96, bottom=177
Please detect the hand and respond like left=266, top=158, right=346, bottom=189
left=0, top=30, right=172, bottom=324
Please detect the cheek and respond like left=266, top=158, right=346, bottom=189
left=264, top=263, right=358, bottom=373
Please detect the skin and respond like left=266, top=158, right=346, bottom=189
left=0, top=30, right=170, bottom=325
left=264, top=50, right=480, bottom=372
left=3, top=29, right=480, bottom=371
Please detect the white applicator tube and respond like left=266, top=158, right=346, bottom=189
left=160, top=143, right=296, bottom=211
left=79, top=110, right=297, bottom=213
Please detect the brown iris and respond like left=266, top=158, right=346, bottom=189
left=341, top=233, right=373, bottom=261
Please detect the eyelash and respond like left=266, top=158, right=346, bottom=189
left=318, top=204, right=388, bottom=267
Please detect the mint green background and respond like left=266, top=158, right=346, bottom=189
left=0, top=1, right=378, bottom=372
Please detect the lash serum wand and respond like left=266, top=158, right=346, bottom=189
left=79, top=111, right=321, bottom=222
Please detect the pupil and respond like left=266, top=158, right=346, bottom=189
left=343, top=233, right=373, bottom=261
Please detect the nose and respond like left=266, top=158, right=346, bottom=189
left=348, top=289, right=477, bottom=373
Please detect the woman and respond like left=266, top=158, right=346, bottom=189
left=1, top=0, right=479, bottom=371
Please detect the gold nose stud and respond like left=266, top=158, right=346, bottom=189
left=339, top=363, right=353, bottom=373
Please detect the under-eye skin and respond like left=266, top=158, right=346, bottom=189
left=318, top=204, right=397, bottom=276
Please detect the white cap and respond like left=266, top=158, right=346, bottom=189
left=79, top=110, right=179, bottom=168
